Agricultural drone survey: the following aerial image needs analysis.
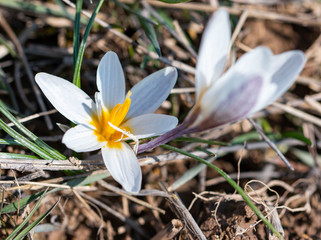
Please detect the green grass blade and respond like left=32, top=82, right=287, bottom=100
left=0, top=36, right=17, bottom=58
left=112, top=0, right=157, bottom=25
left=0, top=119, right=53, bottom=159
left=174, top=136, right=229, bottom=146
left=161, top=144, right=283, bottom=239
left=0, top=102, right=66, bottom=160
left=13, top=198, right=59, bottom=240
left=73, top=0, right=83, bottom=71
left=5, top=189, right=48, bottom=240
left=0, top=153, right=39, bottom=159
left=0, top=139, right=21, bottom=146
left=138, top=16, right=161, bottom=56
left=72, top=0, right=105, bottom=88
left=169, top=156, right=216, bottom=191
left=157, top=0, right=191, bottom=3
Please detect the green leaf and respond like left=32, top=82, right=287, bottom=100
left=0, top=118, right=53, bottom=159
left=112, top=0, right=157, bottom=25
left=281, top=131, right=311, bottom=145
left=0, top=0, right=88, bottom=24
left=0, top=153, right=39, bottom=159
left=13, top=198, right=59, bottom=240
left=169, top=157, right=216, bottom=191
left=5, top=189, right=48, bottom=240
left=0, top=36, right=17, bottom=58
left=0, top=101, right=66, bottom=160
left=1, top=191, right=44, bottom=214
left=157, top=0, right=191, bottom=3
left=291, top=148, right=321, bottom=167
left=73, top=0, right=105, bottom=88
left=73, top=0, right=83, bottom=72
left=139, top=16, right=161, bottom=57
left=0, top=138, right=21, bottom=146
left=174, top=136, right=229, bottom=146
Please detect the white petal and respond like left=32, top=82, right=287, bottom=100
left=126, top=67, right=177, bottom=119
left=102, top=143, right=142, bottom=193
left=121, top=113, right=178, bottom=139
left=36, top=73, right=95, bottom=125
left=62, top=124, right=103, bottom=152
left=194, top=72, right=263, bottom=129
left=195, top=9, right=231, bottom=98
left=251, top=50, right=306, bottom=113
left=97, top=51, right=125, bottom=110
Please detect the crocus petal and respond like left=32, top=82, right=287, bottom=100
left=97, top=51, right=125, bottom=110
left=62, top=124, right=103, bottom=152
left=36, top=73, right=95, bottom=125
left=195, top=9, right=231, bottom=98
left=121, top=113, right=178, bottom=139
left=194, top=73, right=263, bottom=130
left=102, top=143, right=142, bottom=193
left=250, top=50, right=306, bottom=113
left=126, top=67, right=177, bottom=119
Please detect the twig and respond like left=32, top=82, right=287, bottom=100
left=159, top=183, right=206, bottom=240
left=0, top=138, right=306, bottom=172
left=7, top=109, right=57, bottom=127
left=62, top=0, right=196, bottom=74
left=120, top=0, right=321, bottom=27
left=248, top=118, right=294, bottom=170
left=78, top=191, right=149, bottom=238
left=0, top=13, right=53, bottom=130
left=273, top=102, right=321, bottom=127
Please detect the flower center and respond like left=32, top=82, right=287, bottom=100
left=90, top=92, right=132, bottom=148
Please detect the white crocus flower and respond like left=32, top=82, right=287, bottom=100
left=138, top=9, right=306, bottom=153
left=36, top=51, right=178, bottom=193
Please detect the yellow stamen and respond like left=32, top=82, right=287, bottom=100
left=90, top=92, right=132, bottom=148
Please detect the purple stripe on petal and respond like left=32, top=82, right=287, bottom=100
left=198, top=75, right=263, bottom=131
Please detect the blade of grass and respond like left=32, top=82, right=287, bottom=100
left=0, top=119, right=53, bottom=159
left=0, top=153, right=39, bottom=159
left=161, top=144, right=283, bottom=239
left=138, top=15, right=161, bottom=56
left=174, top=136, right=229, bottom=146
left=13, top=198, right=59, bottom=240
left=169, top=156, right=216, bottom=191
left=72, top=0, right=105, bottom=88
left=73, top=0, right=83, bottom=71
left=0, top=102, right=66, bottom=160
left=0, top=139, right=22, bottom=145
left=5, top=188, right=48, bottom=240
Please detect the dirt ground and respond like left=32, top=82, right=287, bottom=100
left=1, top=0, right=321, bottom=239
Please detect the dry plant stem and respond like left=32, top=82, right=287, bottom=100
left=14, top=62, right=36, bottom=110
left=97, top=180, right=166, bottom=214
left=78, top=191, right=148, bottom=238
left=159, top=183, right=206, bottom=240
left=62, top=0, right=195, bottom=74
left=248, top=118, right=294, bottom=170
left=150, top=219, right=183, bottom=240
left=7, top=109, right=57, bottom=127
left=0, top=13, right=53, bottom=130
left=0, top=138, right=306, bottom=172
left=120, top=0, right=321, bottom=27
left=273, top=102, right=321, bottom=127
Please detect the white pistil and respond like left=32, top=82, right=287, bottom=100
left=108, top=122, right=139, bottom=154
